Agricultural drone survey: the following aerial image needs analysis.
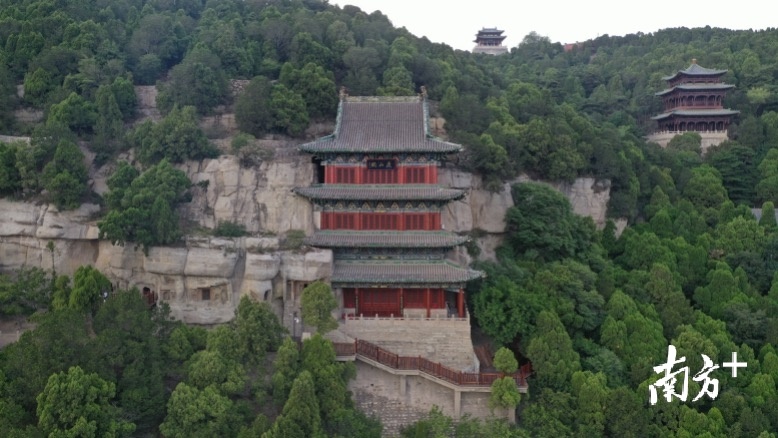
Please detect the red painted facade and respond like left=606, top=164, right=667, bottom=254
left=321, top=212, right=441, bottom=231
left=324, top=164, right=438, bottom=184
left=343, top=287, right=447, bottom=318
left=325, top=158, right=464, bottom=317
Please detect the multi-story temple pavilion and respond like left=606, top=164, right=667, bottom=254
left=473, top=28, right=508, bottom=55
left=647, top=59, right=739, bottom=150
left=295, top=90, right=482, bottom=320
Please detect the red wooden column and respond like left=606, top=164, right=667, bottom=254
left=356, top=288, right=360, bottom=315
left=425, top=288, right=431, bottom=318
left=457, top=288, right=464, bottom=318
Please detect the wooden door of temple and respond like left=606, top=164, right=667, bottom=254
left=358, top=288, right=401, bottom=317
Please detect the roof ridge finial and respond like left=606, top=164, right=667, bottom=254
left=339, top=86, right=348, bottom=101
left=692, top=58, right=697, bottom=64
left=420, top=85, right=427, bottom=101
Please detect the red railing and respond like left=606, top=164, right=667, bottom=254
left=333, top=342, right=356, bottom=356
left=344, top=339, right=529, bottom=389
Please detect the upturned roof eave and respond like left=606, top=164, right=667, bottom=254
left=304, top=231, right=468, bottom=248
left=298, top=140, right=461, bottom=154
left=655, top=84, right=735, bottom=96
left=330, top=261, right=484, bottom=285
left=652, top=109, right=740, bottom=120
left=293, top=185, right=466, bottom=202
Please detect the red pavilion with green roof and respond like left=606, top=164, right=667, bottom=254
left=295, top=90, right=482, bottom=320
left=648, top=59, right=739, bottom=150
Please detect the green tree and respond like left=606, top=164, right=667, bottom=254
left=92, top=288, right=171, bottom=431
left=23, top=67, right=55, bottom=106
left=36, top=366, right=135, bottom=438
left=271, top=337, right=301, bottom=405
left=279, top=63, right=337, bottom=119
left=233, top=296, right=285, bottom=365
left=159, top=383, right=239, bottom=438
left=493, top=347, right=519, bottom=374
left=235, top=76, right=274, bottom=137
left=757, top=149, right=778, bottom=203
left=0, top=141, right=22, bottom=196
left=98, top=160, right=191, bottom=253
left=473, top=276, right=542, bottom=346
left=571, top=371, right=609, bottom=437
left=489, top=377, right=521, bottom=412
left=47, top=92, right=98, bottom=135
left=506, top=182, right=594, bottom=262
left=41, top=140, right=88, bottom=210
left=377, top=66, right=415, bottom=96
left=683, top=165, right=729, bottom=210
left=300, top=334, right=354, bottom=423
left=263, top=371, right=324, bottom=438
left=269, top=84, right=309, bottom=137
left=0, top=267, right=50, bottom=315
left=707, top=141, right=757, bottom=204
left=667, top=132, right=702, bottom=154
left=715, top=216, right=765, bottom=255
left=157, top=46, right=229, bottom=115
left=185, top=349, right=247, bottom=395
left=301, top=281, right=338, bottom=334
left=604, top=386, right=650, bottom=437
left=525, top=310, right=581, bottom=391
left=760, top=201, right=777, bottom=231
left=129, top=105, right=217, bottom=165
left=93, top=84, right=124, bottom=160
left=61, top=265, right=112, bottom=314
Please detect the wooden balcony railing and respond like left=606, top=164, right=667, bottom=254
left=332, top=339, right=530, bottom=389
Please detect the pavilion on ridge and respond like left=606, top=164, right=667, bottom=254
left=473, top=28, right=508, bottom=55
left=647, top=59, right=739, bottom=151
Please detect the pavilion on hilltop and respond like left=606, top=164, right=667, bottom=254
left=473, top=28, right=508, bottom=55
left=647, top=59, right=739, bottom=151
left=295, top=89, right=482, bottom=321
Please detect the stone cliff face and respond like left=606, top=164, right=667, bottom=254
left=439, top=168, right=615, bottom=260
left=0, top=150, right=614, bottom=324
left=178, top=155, right=315, bottom=235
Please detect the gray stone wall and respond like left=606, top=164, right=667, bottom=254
left=339, top=317, right=477, bottom=371
left=350, top=361, right=506, bottom=437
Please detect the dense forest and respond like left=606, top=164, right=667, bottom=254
left=3, top=0, right=778, bottom=436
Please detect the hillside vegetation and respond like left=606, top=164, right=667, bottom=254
left=3, top=0, right=778, bottom=436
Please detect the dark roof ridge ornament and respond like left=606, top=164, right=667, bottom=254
left=339, top=86, right=348, bottom=101
left=420, top=85, right=427, bottom=101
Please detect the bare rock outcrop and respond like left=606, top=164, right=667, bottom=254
left=178, top=155, right=314, bottom=235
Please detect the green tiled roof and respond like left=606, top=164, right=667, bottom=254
left=332, top=260, right=483, bottom=287
left=299, top=99, right=461, bottom=154
left=655, top=83, right=734, bottom=96
left=294, top=185, right=465, bottom=201
left=305, top=231, right=467, bottom=248
left=651, top=109, right=740, bottom=120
